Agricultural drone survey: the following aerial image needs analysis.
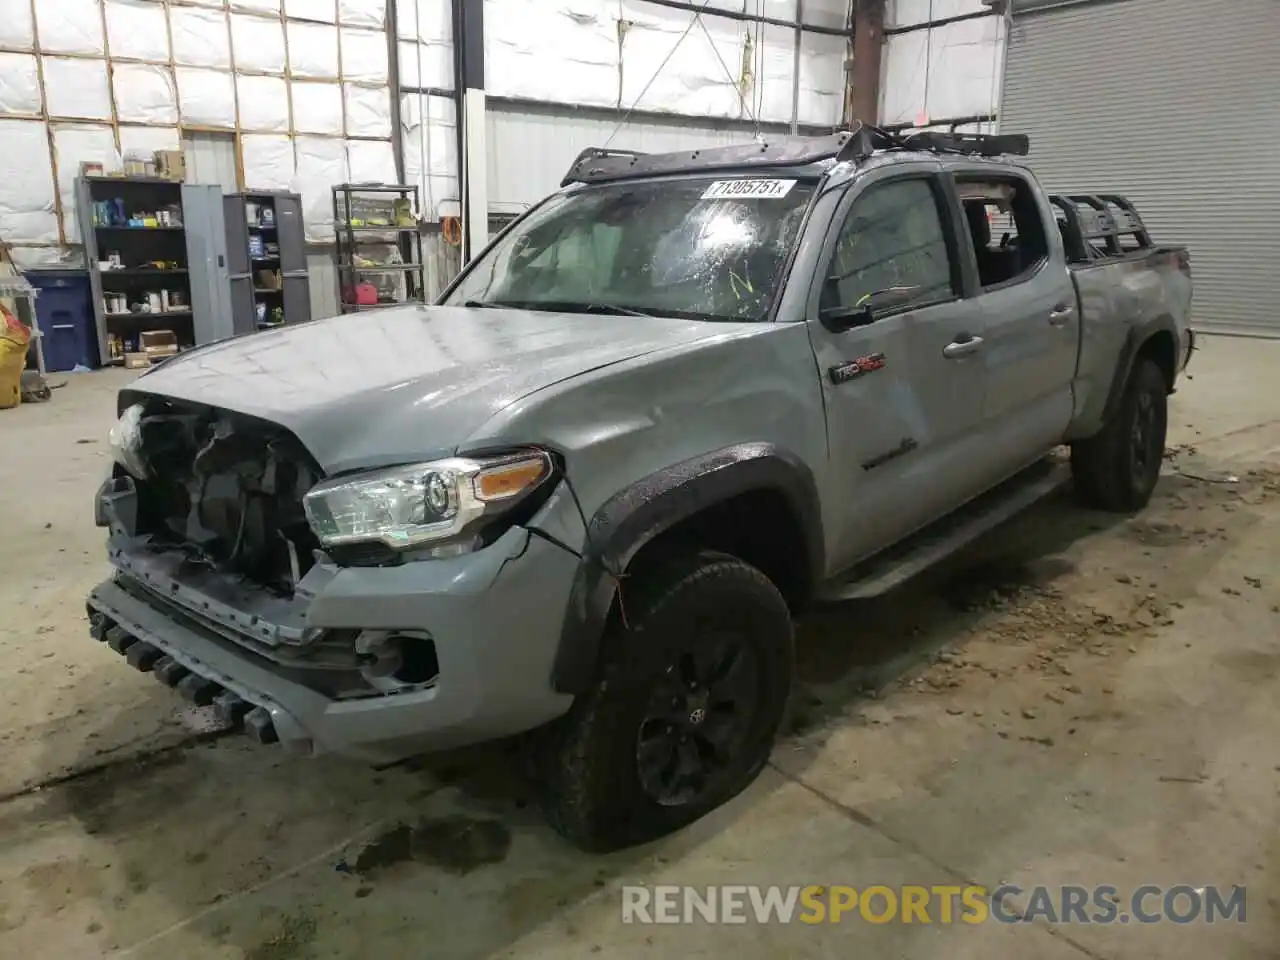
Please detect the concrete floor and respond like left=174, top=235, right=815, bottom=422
left=0, top=336, right=1277, bottom=959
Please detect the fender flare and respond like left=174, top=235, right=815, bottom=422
left=550, top=442, right=823, bottom=695
left=1097, top=314, right=1180, bottom=428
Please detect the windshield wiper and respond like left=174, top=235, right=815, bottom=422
left=517, top=300, right=662, bottom=318
left=578, top=302, right=659, bottom=318
left=463, top=298, right=659, bottom=318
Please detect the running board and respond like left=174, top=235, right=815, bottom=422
left=817, top=459, right=1071, bottom=602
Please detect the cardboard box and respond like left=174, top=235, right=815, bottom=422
left=124, top=352, right=151, bottom=370
left=255, top=268, right=282, bottom=290
left=154, top=149, right=186, bottom=182
left=139, top=329, right=179, bottom=359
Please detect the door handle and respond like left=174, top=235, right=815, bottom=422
left=1048, top=303, right=1075, bottom=326
left=942, top=335, right=984, bottom=359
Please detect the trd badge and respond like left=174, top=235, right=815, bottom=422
left=829, top=352, right=886, bottom=385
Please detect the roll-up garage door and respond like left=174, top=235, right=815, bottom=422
left=1000, top=0, right=1280, bottom=337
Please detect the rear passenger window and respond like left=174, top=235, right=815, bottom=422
left=959, top=176, right=1050, bottom=289
left=825, top=178, right=955, bottom=315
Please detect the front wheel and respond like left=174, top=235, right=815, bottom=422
left=1070, top=357, right=1168, bottom=512
left=536, top=550, right=793, bottom=852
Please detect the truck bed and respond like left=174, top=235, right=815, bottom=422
left=1050, top=193, right=1194, bottom=436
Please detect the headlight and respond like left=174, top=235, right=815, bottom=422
left=302, top=449, right=554, bottom=553
left=108, top=403, right=149, bottom=479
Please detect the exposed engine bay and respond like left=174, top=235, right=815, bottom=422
left=120, top=398, right=324, bottom=597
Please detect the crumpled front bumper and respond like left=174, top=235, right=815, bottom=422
left=88, top=479, right=578, bottom=764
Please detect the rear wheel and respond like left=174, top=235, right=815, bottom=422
left=537, top=550, right=793, bottom=852
left=1071, top=357, right=1168, bottom=512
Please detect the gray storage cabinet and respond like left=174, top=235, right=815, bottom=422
left=77, top=179, right=234, bottom=364
left=223, top=192, right=311, bottom=334
left=184, top=183, right=235, bottom=345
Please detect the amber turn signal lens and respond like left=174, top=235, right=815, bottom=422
left=473, top=456, right=548, bottom=501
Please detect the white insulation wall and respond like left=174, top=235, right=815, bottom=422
left=486, top=0, right=848, bottom=125
left=0, top=0, right=403, bottom=267
left=486, top=104, right=798, bottom=208
left=881, top=0, right=1006, bottom=130
left=3, top=0, right=1010, bottom=291
left=467, top=0, right=853, bottom=214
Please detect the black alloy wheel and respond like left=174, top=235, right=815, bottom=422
left=1070, top=357, right=1169, bottom=513
left=635, top=634, right=760, bottom=807
left=535, top=550, right=794, bottom=852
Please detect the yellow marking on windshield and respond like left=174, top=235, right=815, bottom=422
left=729, top=269, right=754, bottom=300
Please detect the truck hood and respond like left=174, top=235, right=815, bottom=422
left=125, top=304, right=725, bottom=474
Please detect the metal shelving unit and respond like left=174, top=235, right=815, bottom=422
left=332, top=184, right=426, bottom=314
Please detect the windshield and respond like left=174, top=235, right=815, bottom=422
left=445, top=177, right=816, bottom=322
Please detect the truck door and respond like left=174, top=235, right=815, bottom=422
left=953, top=172, right=1078, bottom=478
left=806, top=169, right=990, bottom=571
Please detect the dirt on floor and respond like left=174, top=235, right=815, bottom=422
left=0, top=339, right=1278, bottom=960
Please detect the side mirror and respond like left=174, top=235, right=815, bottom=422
left=819, top=303, right=875, bottom=332
left=818, top=279, right=874, bottom=332
left=820, top=282, right=922, bottom=331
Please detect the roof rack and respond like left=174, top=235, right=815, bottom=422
left=559, top=129, right=875, bottom=187
left=902, top=131, right=1030, bottom=157
left=561, top=146, right=648, bottom=178
left=558, top=124, right=1030, bottom=187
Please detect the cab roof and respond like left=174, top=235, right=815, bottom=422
left=559, top=125, right=1030, bottom=189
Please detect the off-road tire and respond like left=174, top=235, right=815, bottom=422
left=1070, top=358, right=1168, bottom=512
left=536, top=550, right=793, bottom=852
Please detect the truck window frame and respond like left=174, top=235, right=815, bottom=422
left=950, top=170, right=1053, bottom=295
left=809, top=171, right=966, bottom=325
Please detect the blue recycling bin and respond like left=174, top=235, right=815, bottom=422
left=26, top=270, right=98, bottom=371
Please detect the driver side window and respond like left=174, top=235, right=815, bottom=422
left=826, top=178, right=956, bottom=315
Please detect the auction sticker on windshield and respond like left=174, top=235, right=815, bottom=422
left=701, top=179, right=797, bottom=200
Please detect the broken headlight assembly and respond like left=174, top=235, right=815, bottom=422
left=302, top=449, right=555, bottom=558
left=108, top=402, right=150, bottom=479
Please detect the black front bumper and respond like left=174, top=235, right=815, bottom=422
left=88, top=600, right=282, bottom=744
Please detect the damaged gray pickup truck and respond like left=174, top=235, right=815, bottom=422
left=89, top=126, right=1194, bottom=851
